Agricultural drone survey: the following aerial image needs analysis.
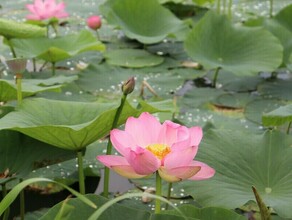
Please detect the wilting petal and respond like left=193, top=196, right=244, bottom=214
left=110, top=129, right=136, bottom=157
left=125, top=112, right=161, bottom=147
left=159, top=165, right=201, bottom=182
left=96, top=155, right=146, bottom=179
left=163, top=145, right=198, bottom=168
left=127, top=147, right=160, bottom=175
left=188, top=161, right=215, bottom=180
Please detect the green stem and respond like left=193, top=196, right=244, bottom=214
left=217, top=0, right=221, bottom=14
left=77, top=150, right=85, bottom=195
left=269, top=0, right=274, bottom=17
left=19, top=179, right=25, bottom=220
left=228, top=0, right=233, bottom=19
left=103, top=94, right=128, bottom=198
left=165, top=182, right=172, bottom=210
left=287, top=122, right=291, bottom=135
left=222, top=0, right=227, bottom=14
left=2, top=184, right=10, bottom=220
left=155, top=172, right=162, bottom=214
left=16, top=73, right=23, bottom=107
left=33, top=58, right=36, bottom=72
left=7, top=39, right=17, bottom=58
left=52, top=62, right=56, bottom=76
left=212, top=67, right=221, bottom=88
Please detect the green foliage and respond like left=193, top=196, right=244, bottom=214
left=185, top=11, right=283, bottom=75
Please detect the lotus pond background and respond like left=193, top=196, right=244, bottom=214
left=1, top=0, right=292, bottom=219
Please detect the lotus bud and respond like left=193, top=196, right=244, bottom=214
left=122, top=77, right=135, bottom=95
left=87, top=15, right=102, bottom=30
left=6, top=58, right=27, bottom=73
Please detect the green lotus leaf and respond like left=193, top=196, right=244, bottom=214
left=184, top=11, right=283, bottom=75
left=0, top=75, right=77, bottom=102
left=0, top=18, right=46, bottom=39
left=105, top=49, right=164, bottom=68
left=0, top=130, right=74, bottom=185
left=0, top=98, right=138, bottom=150
left=10, top=30, right=105, bottom=63
left=258, top=78, right=292, bottom=100
left=101, top=0, right=186, bottom=44
left=262, top=104, right=292, bottom=126
left=0, top=98, right=169, bottom=151
left=174, top=129, right=292, bottom=219
left=164, top=205, right=246, bottom=220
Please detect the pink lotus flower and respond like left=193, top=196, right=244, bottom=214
left=87, top=15, right=102, bottom=30
left=97, top=112, right=215, bottom=182
left=26, top=0, right=69, bottom=20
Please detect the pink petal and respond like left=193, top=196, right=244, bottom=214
left=163, top=145, right=198, bottom=168
left=110, top=129, right=136, bottom=157
left=97, top=155, right=146, bottom=179
left=26, top=14, right=41, bottom=20
left=157, top=120, right=181, bottom=146
left=159, top=165, right=201, bottom=182
left=125, top=112, right=162, bottom=147
left=188, top=161, right=215, bottom=180
left=127, top=147, right=160, bottom=175
left=189, top=126, right=203, bottom=146
left=170, top=126, right=192, bottom=151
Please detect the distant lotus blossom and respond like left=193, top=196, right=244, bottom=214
left=26, top=0, right=69, bottom=21
left=97, top=112, right=215, bottom=182
left=86, top=15, right=102, bottom=30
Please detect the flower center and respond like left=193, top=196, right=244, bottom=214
left=146, top=144, right=171, bottom=160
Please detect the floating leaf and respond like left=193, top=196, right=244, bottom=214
left=258, top=79, right=292, bottom=100
left=184, top=11, right=283, bottom=75
left=0, top=75, right=77, bottom=102
left=105, top=49, right=164, bottom=68
left=101, top=0, right=186, bottom=44
left=262, top=104, right=292, bottom=126
left=10, top=30, right=105, bottom=63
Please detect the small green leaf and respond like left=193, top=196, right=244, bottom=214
left=262, top=104, right=292, bottom=126
left=105, top=49, right=164, bottom=68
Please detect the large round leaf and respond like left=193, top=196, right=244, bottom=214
left=0, top=98, right=139, bottom=150
left=101, top=0, right=185, bottom=44
left=184, top=11, right=283, bottom=75
left=105, top=49, right=164, bottom=68
left=0, top=18, right=46, bottom=39
left=174, top=129, right=292, bottom=219
left=10, top=30, right=105, bottom=63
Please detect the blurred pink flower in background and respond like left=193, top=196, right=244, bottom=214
left=87, top=15, right=102, bottom=30
left=26, top=0, right=69, bottom=20
left=97, top=112, right=215, bottom=182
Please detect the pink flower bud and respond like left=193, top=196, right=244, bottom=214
left=87, top=15, right=102, bottom=30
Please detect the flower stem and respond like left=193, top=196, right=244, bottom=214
left=165, top=182, right=172, bottom=210
left=287, top=122, right=291, bottom=135
left=19, top=179, right=25, bottom=220
left=16, top=73, right=23, bottom=107
left=2, top=184, right=10, bottom=220
left=52, top=62, right=56, bottom=76
left=217, top=0, right=221, bottom=14
left=212, top=67, right=221, bottom=88
left=155, top=172, right=162, bottom=214
left=228, top=0, right=233, bottom=20
left=103, top=94, right=128, bottom=198
left=7, top=39, right=17, bottom=58
left=77, top=150, right=85, bottom=195
left=269, top=0, right=274, bottom=17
